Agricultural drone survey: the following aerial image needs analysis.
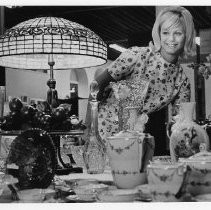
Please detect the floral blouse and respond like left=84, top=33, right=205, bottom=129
left=98, top=45, right=191, bottom=143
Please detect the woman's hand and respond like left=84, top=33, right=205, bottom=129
left=111, top=82, right=130, bottom=100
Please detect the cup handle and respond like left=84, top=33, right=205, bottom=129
left=139, top=136, right=155, bottom=173
left=138, top=135, right=144, bottom=172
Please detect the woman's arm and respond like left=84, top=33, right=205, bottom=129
left=84, top=46, right=143, bottom=131
left=84, top=69, right=115, bottom=131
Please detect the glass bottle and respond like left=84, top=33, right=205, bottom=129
left=83, top=81, right=106, bottom=174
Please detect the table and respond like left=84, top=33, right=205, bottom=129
left=0, top=166, right=199, bottom=203
left=0, top=167, right=113, bottom=203
left=0, top=130, right=85, bottom=174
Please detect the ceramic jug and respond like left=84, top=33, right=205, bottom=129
left=107, top=130, right=154, bottom=189
left=169, top=102, right=210, bottom=162
left=107, top=79, right=154, bottom=189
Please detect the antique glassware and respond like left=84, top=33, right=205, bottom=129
left=170, top=102, right=210, bottom=162
left=83, top=80, right=106, bottom=174
left=111, top=79, right=149, bottom=132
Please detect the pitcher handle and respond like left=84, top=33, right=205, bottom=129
left=175, top=164, right=191, bottom=199
left=139, top=135, right=155, bottom=173
left=138, top=135, right=144, bottom=172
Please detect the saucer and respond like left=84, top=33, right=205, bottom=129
left=136, top=184, right=152, bottom=202
left=66, top=194, right=96, bottom=202
left=65, top=178, right=99, bottom=188
left=17, top=188, right=45, bottom=202
left=73, top=183, right=109, bottom=202
left=194, top=194, right=211, bottom=202
left=74, top=183, right=109, bottom=194
left=97, top=189, right=139, bottom=202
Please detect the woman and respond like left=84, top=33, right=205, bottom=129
left=85, top=6, right=196, bottom=155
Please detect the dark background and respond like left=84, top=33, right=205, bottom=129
left=3, top=6, right=211, bottom=60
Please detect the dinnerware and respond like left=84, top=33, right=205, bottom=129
left=97, top=188, right=139, bottom=202
left=179, top=143, right=211, bottom=196
left=17, top=188, right=45, bottom=202
left=74, top=183, right=109, bottom=194
left=73, top=183, right=109, bottom=201
left=6, top=128, right=56, bottom=189
left=136, top=184, right=152, bottom=202
left=194, top=193, right=211, bottom=202
left=42, top=188, right=56, bottom=200
left=107, top=131, right=154, bottom=189
left=66, top=194, right=96, bottom=202
left=64, top=178, right=99, bottom=189
left=147, top=161, right=188, bottom=202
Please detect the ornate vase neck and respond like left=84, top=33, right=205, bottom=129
left=180, top=102, right=195, bottom=121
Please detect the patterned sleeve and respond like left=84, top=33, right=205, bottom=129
left=171, top=76, right=191, bottom=116
left=106, top=46, right=147, bottom=81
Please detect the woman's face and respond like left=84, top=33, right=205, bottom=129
left=160, top=21, right=185, bottom=60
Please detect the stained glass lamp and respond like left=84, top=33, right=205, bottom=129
left=0, top=16, right=107, bottom=107
left=0, top=16, right=107, bottom=69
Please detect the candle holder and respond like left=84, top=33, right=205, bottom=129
left=47, top=54, right=58, bottom=109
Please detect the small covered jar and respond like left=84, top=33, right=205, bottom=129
left=179, top=143, right=211, bottom=196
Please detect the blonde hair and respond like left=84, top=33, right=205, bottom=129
left=152, top=6, right=196, bottom=58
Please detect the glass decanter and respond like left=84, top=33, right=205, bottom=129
left=83, top=80, right=106, bottom=174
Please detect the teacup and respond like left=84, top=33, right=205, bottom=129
left=147, top=162, right=188, bottom=202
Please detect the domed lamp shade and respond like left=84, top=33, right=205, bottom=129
left=0, top=16, right=107, bottom=69
left=0, top=17, right=107, bottom=108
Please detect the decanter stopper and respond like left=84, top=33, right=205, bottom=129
left=90, top=80, right=99, bottom=101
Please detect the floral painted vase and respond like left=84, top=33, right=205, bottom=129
left=170, top=102, right=210, bottom=162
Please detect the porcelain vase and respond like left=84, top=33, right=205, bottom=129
left=170, top=102, right=210, bottom=162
